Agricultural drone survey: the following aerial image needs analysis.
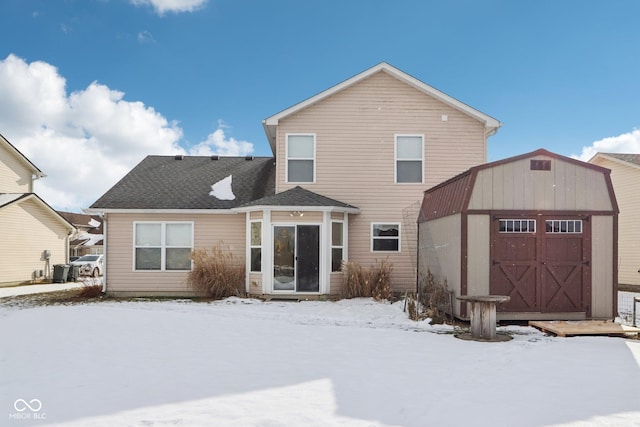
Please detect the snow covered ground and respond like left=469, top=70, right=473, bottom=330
left=1, top=297, right=639, bottom=427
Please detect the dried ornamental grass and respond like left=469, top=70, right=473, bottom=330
left=187, top=245, right=245, bottom=299
left=342, top=259, right=393, bottom=300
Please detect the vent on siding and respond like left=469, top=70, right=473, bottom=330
left=530, top=159, right=551, bottom=171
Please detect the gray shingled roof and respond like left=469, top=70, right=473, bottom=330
left=602, top=153, right=640, bottom=166
left=238, top=186, right=358, bottom=210
left=90, top=156, right=276, bottom=209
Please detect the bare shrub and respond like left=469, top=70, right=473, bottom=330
left=416, top=269, right=450, bottom=324
left=77, top=284, right=103, bottom=298
left=187, top=245, right=245, bottom=299
left=342, top=259, right=393, bottom=301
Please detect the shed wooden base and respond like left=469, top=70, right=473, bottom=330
left=529, top=320, right=640, bottom=338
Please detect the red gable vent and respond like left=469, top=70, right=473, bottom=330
left=530, top=159, right=551, bottom=171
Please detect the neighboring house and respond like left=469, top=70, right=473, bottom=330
left=418, top=149, right=618, bottom=320
left=88, top=62, right=501, bottom=297
left=589, top=153, right=640, bottom=289
left=58, top=211, right=104, bottom=257
left=0, top=133, right=75, bottom=285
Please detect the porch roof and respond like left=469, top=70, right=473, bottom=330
left=234, top=186, right=360, bottom=213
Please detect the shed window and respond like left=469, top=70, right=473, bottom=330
left=545, top=220, right=582, bottom=233
left=499, top=219, right=536, bottom=233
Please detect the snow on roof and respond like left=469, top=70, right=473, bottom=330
left=209, top=175, right=236, bottom=201
left=88, top=218, right=101, bottom=228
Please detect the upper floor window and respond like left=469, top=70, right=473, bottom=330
left=395, top=135, right=423, bottom=183
left=287, top=134, right=315, bottom=183
left=134, top=222, right=193, bottom=271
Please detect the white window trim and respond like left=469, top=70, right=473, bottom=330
left=331, top=220, right=345, bottom=273
left=133, top=221, right=194, bottom=272
left=250, top=220, right=262, bottom=273
left=286, top=133, right=316, bottom=184
left=394, top=134, right=424, bottom=184
left=371, top=222, right=401, bottom=253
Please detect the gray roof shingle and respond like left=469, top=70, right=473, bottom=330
left=238, top=186, right=358, bottom=210
left=90, top=156, right=276, bottom=209
left=602, top=153, right=640, bottom=166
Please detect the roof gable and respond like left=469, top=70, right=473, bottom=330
left=0, top=192, right=75, bottom=231
left=0, top=133, right=45, bottom=178
left=89, top=156, right=276, bottom=211
left=419, top=148, right=616, bottom=222
left=589, top=152, right=640, bottom=170
left=262, top=62, right=501, bottom=152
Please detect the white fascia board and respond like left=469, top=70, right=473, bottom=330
left=83, top=208, right=239, bottom=215
left=233, top=205, right=361, bottom=214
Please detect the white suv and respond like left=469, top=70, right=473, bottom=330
left=70, top=255, right=105, bottom=277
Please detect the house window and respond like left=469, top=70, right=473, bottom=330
left=372, top=223, right=400, bottom=252
left=287, top=134, right=315, bottom=183
left=250, top=221, right=262, bottom=272
left=395, top=135, right=423, bottom=183
left=499, top=219, right=536, bottom=233
left=331, top=221, right=344, bottom=272
left=545, top=220, right=582, bottom=234
left=134, top=222, right=193, bottom=271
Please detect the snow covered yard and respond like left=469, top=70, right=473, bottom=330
left=1, top=297, right=639, bottom=427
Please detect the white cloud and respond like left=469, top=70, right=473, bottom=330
left=189, top=128, right=254, bottom=157
left=0, top=54, right=184, bottom=212
left=137, top=30, right=156, bottom=43
left=0, top=54, right=256, bottom=212
left=130, top=0, right=208, bottom=15
left=573, top=129, right=640, bottom=161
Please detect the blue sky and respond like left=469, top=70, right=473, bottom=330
left=1, top=0, right=639, bottom=211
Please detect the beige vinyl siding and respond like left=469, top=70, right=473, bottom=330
left=0, top=142, right=34, bottom=192
left=276, top=71, right=487, bottom=292
left=105, top=212, right=245, bottom=296
left=271, top=211, right=324, bottom=223
left=418, top=214, right=461, bottom=308
left=469, top=156, right=613, bottom=211
left=591, top=157, right=639, bottom=287
left=591, top=215, right=615, bottom=318
left=0, top=199, right=69, bottom=284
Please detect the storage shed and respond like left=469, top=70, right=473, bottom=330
left=417, top=149, right=619, bottom=321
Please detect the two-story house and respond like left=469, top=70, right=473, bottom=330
left=0, top=133, right=75, bottom=285
left=589, top=153, right=640, bottom=290
left=88, top=62, right=501, bottom=297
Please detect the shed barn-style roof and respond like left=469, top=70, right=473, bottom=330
left=90, top=156, right=276, bottom=211
left=419, top=148, right=617, bottom=222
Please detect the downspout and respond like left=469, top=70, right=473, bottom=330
left=101, top=214, right=107, bottom=293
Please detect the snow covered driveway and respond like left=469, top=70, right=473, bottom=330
left=1, top=298, right=639, bottom=426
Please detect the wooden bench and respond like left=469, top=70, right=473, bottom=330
left=457, top=295, right=510, bottom=341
